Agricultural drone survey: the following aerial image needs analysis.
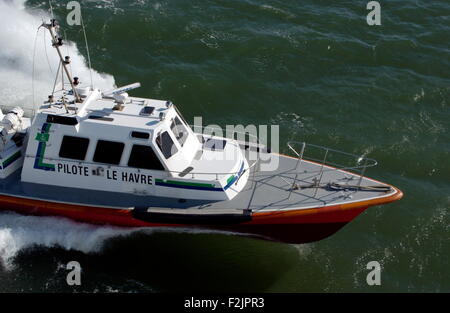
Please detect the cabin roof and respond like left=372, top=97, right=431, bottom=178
left=84, top=96, right=171, bottom=131
left=38, top=88, right=175, bottom=132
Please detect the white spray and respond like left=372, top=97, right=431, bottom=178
left=0, top=212, right=138, bottom=270
left=0, top=211, right=244, bottom=271
left=0, top=0, right=120, bottom=270
left=0, top=0, right=116, bottom=115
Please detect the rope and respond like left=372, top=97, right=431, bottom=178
left=52, top=60, right=61, bottom=96
left=63, top=30, right=74, bottom=79
left=328, top=182, right=392, bottom=192
left=298, top=182, right=393, bottom=193
left=80, top=12, right=94, bottom=88
left=43, top=30, right=54, bottom=75
left=31, top=27, right=42, bottom=117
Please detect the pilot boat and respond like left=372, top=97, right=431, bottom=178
left=0, top=19, right=402, bottom=244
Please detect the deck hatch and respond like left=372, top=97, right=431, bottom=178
left=140, top=106, right=155, bottom=116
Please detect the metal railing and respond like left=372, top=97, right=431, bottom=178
left=286, top=141, right=377, bottom=197
left=27, top=151, right=259, bottom=181
left=245, top=141, right=378, bottom=209
left=287, top=141, right=377, bottom=176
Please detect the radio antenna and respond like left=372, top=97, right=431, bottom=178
left=49, top=0, right=54, bottom=18
left=80, top=12, right=94, bottom=89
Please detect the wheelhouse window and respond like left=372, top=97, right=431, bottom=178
left=93, top=140, right=124, bottom=165
left=59, top=136, right=90, bottom=161
left=156, top=131, right=178, bottom=159
left=170, top=116, right=189, bottom=147
left=128, top=144, right=164, bottom=171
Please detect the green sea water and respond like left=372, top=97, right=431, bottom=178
left=0, top=0, right=448, bottom=292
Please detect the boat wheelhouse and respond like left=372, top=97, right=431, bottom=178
left=20, top=85, right=249, bottom=201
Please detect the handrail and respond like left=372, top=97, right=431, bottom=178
left=189, top=124, right=261, bottom=143
left=246, top=141, right=380, bottom=208
left=286, top=141, right=378, bottom=193
left=287, top=141, right=378, bottom=171
left=25, top=152, right=259, bottom=180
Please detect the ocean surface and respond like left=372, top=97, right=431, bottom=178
left=0, top=0, right=449, bottom=292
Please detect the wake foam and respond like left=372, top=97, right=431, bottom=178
left=0, top=212, right=136, bottom=270
left=0, top=211, right=251, bottom=270
left=0, top=0, right=115, bottom=115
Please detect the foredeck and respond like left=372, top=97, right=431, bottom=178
left=210, top=152, right=395, bottom=212
left=146, top=149, right=396, bottom=213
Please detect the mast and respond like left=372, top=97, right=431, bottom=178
left=42, top=19, right=82, bottom=104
